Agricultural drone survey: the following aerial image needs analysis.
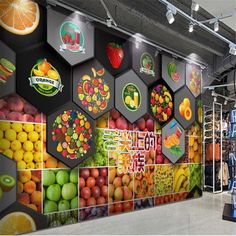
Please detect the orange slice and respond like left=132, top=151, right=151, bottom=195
left=0, top=0, right=40, bottom=35
left=0, top=212, right=36, bottom=234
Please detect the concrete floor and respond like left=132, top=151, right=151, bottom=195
left=31, top=192, right=236, bottom=235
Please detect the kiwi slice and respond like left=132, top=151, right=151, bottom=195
left=0, top=175, right=16, bottom=192
left=0, top=187, right=3, bottom=200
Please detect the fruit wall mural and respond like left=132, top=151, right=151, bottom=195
left=0, top=0, right=203, bottom=234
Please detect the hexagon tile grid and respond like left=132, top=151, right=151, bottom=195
left=162, top=119, right=185, bottom=163
left=132, top=41, right=160, bottom=86
left=16, top=43, right=72, bottom=115
left=162, top=54, right=185, bottom=92
left=73, top=58, right=114, bottom=120
left=0, top=154, right=17, bottom=213
left=115, top=69, right=148, bottom=123
left=47, top=8, right=94, bottom=66
left=174, top=86, right=196, bottom=130
left=47, top=102, right=95, bottom=168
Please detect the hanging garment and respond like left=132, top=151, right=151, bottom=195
left=206, top=143, right=221, bottom=161
left=218, top=162, right=230, bottom=186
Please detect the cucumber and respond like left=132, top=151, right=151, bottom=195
left=0, top=174, right=16, bottom=192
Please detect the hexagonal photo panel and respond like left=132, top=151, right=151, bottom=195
left=149, top=80, right=174, bottom=125
left=115, top=70, right=148, bottom=123
left=47, top=102, right=95, bottom=168
left=73, top=59, right=114, bottom=120
left=47, top=8, right=94, bottom=66
left=174, top=86, right=195, bottom=129
left=186, top=63, right=201, bottom=97
left=0, top=2, right=46, bottom=52
left=95, top=27, right=131, bottom=76
left=132, top=41, right=160, bottom=86
left=16, top=43, right=71, bottom=115
left=162, top=54, right=185, bottom=92
left=196, top=95, right=203, bottom=126
left=162, top=119, right=185, bottom=163
left=0, top=41, right=16, bottom=99
left=0, top=153, right=17, bottom=213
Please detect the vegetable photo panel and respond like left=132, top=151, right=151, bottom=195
left=162, top=54, right=185, bottom=92
left=47, top=8, right=94, bottom=66
left=132, top=41, right=160, bottom=86
left=95, top=27, right=131, bottom=76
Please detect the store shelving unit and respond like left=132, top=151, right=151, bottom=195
left=203, top=102, right=223, bottom=193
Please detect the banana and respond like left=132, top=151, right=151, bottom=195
left=173, top=168, right=185, bottom=190
left=179, top=187, right=186, bottom=193
left=183, top=179, right=189, bottom=189
left=184, top=168, right=190, bottom=177
left=164, top=91, right=172, bottom=100
left=175, top=175, right=187, bottom=192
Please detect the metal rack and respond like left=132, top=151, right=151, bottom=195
left=203, top=102, right=223, bottom=193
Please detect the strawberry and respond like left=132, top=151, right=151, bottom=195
left=106, top=42, right=124, bottom=69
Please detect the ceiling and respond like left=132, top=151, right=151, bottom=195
left=198, top=0, right=236, bottom=32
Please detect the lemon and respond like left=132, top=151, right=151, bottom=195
left=11, top=123, right=23, bottom=132
left=13, top=150, right=24, bottom=162
left=28, top=131, right=39, bottom=142
left=125, top=96, right=132, bottom=105
left=33, top=69, right=44, bottom=76
left=34, top=140, right=41, bottom=152
left=17, top=132, right=28, bottom=143
left=33, top=152, right=41, bottom=163
left=23, top=141, right=34, bottom=152
left=0, top=130, right=3, bottom=139
left=23, top=152, right=34, bottom=163
left=0, top=122, right=10, bottom=131
left=0, top=138, right=10, bottom=150
left=34, top=124, right=41, bottom=133
left=26, top=162, right=35, bottom=169
left=0, top=212, right=36, bottom=235
left=11, top=140, right=22, bottom=151
left=23, top=124, right=34, bottom=133
left=5, top=129, right=17, bottom=141
left=17, top=161, right=27, bottom=170
left=47, top=69, right=59, bottom=80
left=3, top=149, right=13, bottom=159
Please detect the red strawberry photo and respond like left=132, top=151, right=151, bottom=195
left=106, top=42, right=124, bottom=69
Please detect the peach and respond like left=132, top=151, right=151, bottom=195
left=113, top=177, right=122, bottom=188
left=31, top=190, right=42, bottom=206
left=18, top=192, right=30, bottom=205
left=26, top=204, right=38, bottom=212
left=17, top=181, right=23, bottom=193
left=124, top=186, right=132, bottom=200
left=43, top=151, right=51, bottom=162
left=24, top=180, right=36, bottom=194
left=45, top=156, right=57, bottom=168
left=18, top=170, right=31, bottom=183
left=31, top=170, right=41, bottom=183
left=114, top=186, right=123, bottom=201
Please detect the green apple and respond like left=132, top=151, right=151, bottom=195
left=56, top=170, right=69, bottom=186
left=46, top=184, right=61, bottom=202
left=44, top=200, right=58, bottom=213
left=70, top=196, right=78, bottom=209
left=69, top=169, right=78, bottom=184
left=43, top=170, right=55, bottom=186
left=62, top=183, right=77, bottom=200
left=58, top=199, right=70, bottom=211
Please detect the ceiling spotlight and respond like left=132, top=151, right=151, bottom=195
left=229, top=43, right=236, bottom=55
left=214, top=21, right=219, bottom=32
left=189, top=22, right=194, bottom=32
left=214, top=96, right=217, bottom=102
left=224, top=100, right=228, bottom=105
left=106, top=18, right=112, bottom=27
left=166, top=5, right=177, bottom=24
left=191, top=1, right=199, bottom=11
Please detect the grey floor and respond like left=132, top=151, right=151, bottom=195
left=30, top=192, right=236, bottom=235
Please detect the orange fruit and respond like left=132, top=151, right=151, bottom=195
left=0, top=212, right=36, bottom=234
left=0, top=0, right=40, bottom=35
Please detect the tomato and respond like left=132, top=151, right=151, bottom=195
left=79, top=177, right=85, bottom=189
left=101, top=185, right=108, bottom=198
left=96, top=196, right=106, bottom=205
left=114, top=203, right=123, bottom=213
left=99, top=168, right=107, bottom=177
left=87, top=197, right=96, bottom=206
left=80, top=168, right=90, bottom=180
left=86, top=177, right=96, bottom=188
left=79, top=197, right=86, bottom=208
left=91, top=168, right=99, bottom=178
left=91, top=186, right=101, bottom=198
left=81, top=187, right=91, bottom=199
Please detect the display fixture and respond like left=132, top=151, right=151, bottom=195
left=203, top=103, right=223, bottom=193
left=0, top=0, right=203, bottom=234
